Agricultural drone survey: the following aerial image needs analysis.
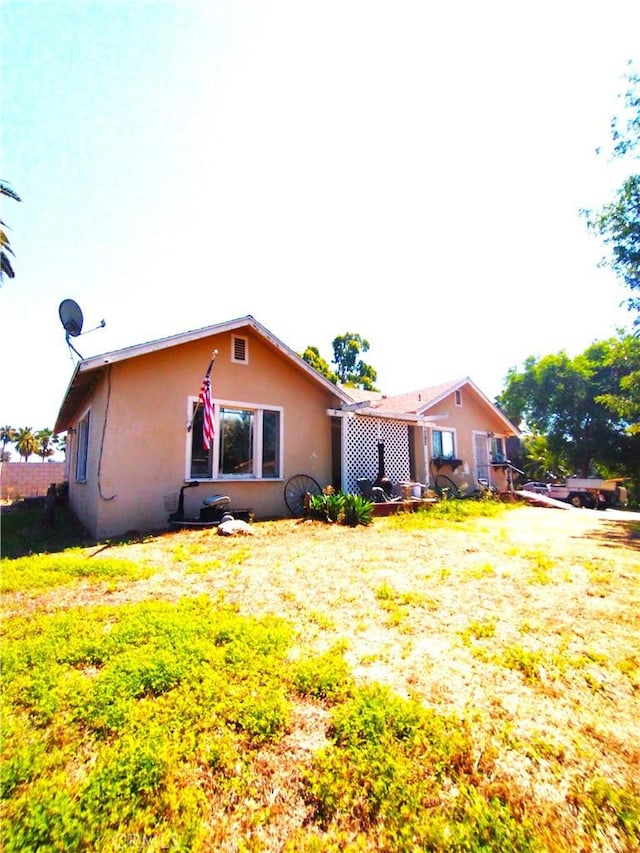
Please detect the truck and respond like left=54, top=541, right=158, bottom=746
left=522, top=478, right=628, bottom=509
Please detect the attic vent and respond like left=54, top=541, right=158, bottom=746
left=455, top=389, right=462, bottom=406
left=232, top=335, right=248, bottom=364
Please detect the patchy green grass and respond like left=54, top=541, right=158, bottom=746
left=0, top=552, right=154, bottom=593
left=2, top=500, right=639, bottom=851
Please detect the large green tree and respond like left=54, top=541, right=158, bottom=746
left=497, top=333, right=640, bottom=492
left=301, top=346, right=338, bottom=384
left=331, top=333, right=378, bottom=390
left=1, top=180, right=21, bottom=283
left=584, top=63, right=639, bottom=325
left=301, top=333, right=378, bottom=391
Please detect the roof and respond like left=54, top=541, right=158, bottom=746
left=55, top=315, right=353, bottom=433
left=339, top=377, right=519, bottom=434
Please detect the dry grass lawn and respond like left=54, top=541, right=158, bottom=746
left=3, top=502, right=639, bottom=850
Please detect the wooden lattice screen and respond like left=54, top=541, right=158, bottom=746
left=343, top=415, right=411, bottom=494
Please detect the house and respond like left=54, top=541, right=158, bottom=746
left=54, top=315, right=520, bottom=539
left=333, top=380, right=520, bottom=499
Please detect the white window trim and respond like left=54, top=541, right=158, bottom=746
left=490, top=435, right=507, bottom=463
left=430, top=426, right=457, bottom=460
left=186, top=396, right=283, bottom=481
left=75, top=408, right=91, bottom=482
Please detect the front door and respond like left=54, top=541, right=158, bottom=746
left=473, top=431, right=491, bottom=486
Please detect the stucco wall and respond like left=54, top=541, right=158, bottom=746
left=425, top=386, right=515, bottom=493
left=1, top=462, right=66, bottom=501
left=64, top=327, right=343, bottom=538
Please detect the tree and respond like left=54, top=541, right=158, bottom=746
left=301, top=346, right=338, bottom=384
left=15, top=427, right=38, bottom=462
left=591, top=332, right=640, bottom=433
left=584, top=63, right=640, bottom=325
left=301, top=333, right=379, bottom=391
left=35, top=428, right=55, bottom=462
left=1, top=425, right=17, bottom=460
left=1, top=180, right=22, bottom=283
left=497, top=334, right=639, bottom=487
left=331, top=333, right=378, bottom=391
left=520, top=433, right=569, bottom=482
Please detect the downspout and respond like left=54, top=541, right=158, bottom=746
left=98, top=365, right=116, bottom=502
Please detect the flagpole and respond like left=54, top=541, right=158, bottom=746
left=188, top=350, right=219, bottom=431
left=204, top=349, right=219, bottom=377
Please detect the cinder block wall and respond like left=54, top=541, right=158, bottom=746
left=1, top=462, right=66, bottom=500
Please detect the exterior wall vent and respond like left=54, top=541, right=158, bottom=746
left=232, top=335, right=248, bottom=364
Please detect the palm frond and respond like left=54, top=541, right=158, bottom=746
left=1, top=251, right=16, bottom=279
left=0, top=181, right=22, bottom=203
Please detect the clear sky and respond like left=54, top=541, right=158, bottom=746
left=1, top=0, right=638, bottom=443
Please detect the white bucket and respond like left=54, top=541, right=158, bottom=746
left=412, top=483, right=422, bottom=498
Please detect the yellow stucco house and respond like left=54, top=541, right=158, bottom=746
left=55, top=315, right=519, bottom=539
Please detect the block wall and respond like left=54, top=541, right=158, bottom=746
left=1, top=462, right=67, bottom=501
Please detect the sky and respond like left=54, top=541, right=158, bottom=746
left=1, top=0, right=639, bottom=449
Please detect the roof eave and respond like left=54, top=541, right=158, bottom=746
left=55, top=315, right=352, bottom=431
left=416, top=377, right=520, bottom=436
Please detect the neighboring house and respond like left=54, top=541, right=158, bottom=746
left=334, top=380, right=520, bottom=498
left=54, top=315, right=519, bottom=539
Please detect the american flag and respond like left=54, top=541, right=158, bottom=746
left=199, top=363, right=215, bottom=451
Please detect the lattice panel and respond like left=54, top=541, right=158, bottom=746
left=344, top=416, right=411, bottom=494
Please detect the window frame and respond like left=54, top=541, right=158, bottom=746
left=431, top=428, right=456, bottom=460
left=75, top=409, right=90, bottom=482
left=186, top=396, right=283, bottom=481
left=490, top=435, right=506, bottom=463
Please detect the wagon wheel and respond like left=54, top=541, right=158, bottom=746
left=284, top=474, right=322, bottom=517
left=434, top=474, right=460, bottom=499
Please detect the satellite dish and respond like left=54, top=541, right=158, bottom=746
left=59, top=299, right=84, bottom=337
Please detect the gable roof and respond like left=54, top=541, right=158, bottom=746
left=55, top=315, right=353, bottom=433
left=340, top=377, right=519, bottom=434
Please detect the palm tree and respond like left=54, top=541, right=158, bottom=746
left=36, top=428, right=55, bottom=462
left=1, top=180, right=22, bottom=283
left=1, top=425, right=17, bottom=459
left=16, top=427, right=38, bottom=462
left=52, top=432, right=66, bottom=457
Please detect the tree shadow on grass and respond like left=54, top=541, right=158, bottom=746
left=580, top=516, right=640, bottom=552
left=1, top=502, right=172, bottom=559
left=1, top=503, right=96, bottom=559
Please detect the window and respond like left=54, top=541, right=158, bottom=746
left=432, top=429, right=455, bottom=459
left=491, top=436, right=506, bottom=463
left=455, top=389, right=462, bottom=406
left=75, top=411, right=90, bottom=481
left=189, top=400, right=281, bottom=480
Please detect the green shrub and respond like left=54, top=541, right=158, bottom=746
left=308, top=492, right=346, bottom=523
left=341, top=493, right=373, bottom=527
left=307, top=492, right=373, bottom=527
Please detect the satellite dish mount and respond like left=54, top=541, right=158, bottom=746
left=58, top=299, right=105, bottom=360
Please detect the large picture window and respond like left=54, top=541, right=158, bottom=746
left=189, top=400, right=281, bottom=480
